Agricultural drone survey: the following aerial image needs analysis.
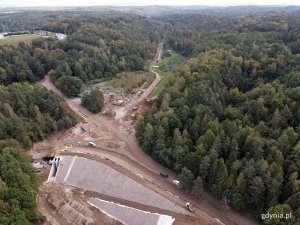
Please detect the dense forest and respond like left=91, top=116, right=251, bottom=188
left=0, top=144, right=42, bottom=224
left=0, top=83, right=78, bottom=224
left=161, top=9, right=300, bottom=56
left=137, top=9, right=300, bottom=224
left=0, top=12, right=165, bottom=96
left=0, top=83, right=78, bottom=148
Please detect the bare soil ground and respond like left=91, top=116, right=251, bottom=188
left=38, top=182, right=208, bottom=225
left=38, top=183, right=123, bottom=225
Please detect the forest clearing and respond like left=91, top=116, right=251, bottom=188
left=0, top=34, right=40, bottom=45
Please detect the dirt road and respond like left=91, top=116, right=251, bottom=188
left=38, top=43, right=259, bottom=225
left=137, top=42, right=163, bottom=102
left=122, top=43, right=162, bottom=114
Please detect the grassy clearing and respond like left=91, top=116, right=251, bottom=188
left=0, top=34, right=40, bottom=46
left=159, top=50, right=178, bottom=67
left=108, top=71, right=155, bottom=93
left=150, top=50, right=179, bottom=97
left=150, top=70, right=169, bottom=97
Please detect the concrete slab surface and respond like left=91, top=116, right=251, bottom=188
left=55, top=156, right=187, bottom=214
left=88, top=197, right=175, bottom=225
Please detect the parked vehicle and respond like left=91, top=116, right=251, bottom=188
left=88, top=142, right=96, bottom=147
left=160, top=171, right=168, bottom=178
left=172, top=180, right=180, bottom=186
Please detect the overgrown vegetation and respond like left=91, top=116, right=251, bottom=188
left=81, top=88, right=104, bottom=113
left=138, top=9, right=300, bottom=224
left=109, top=71, right=155, bottom=93
left=159, top=50, right=185, bottom=72
left=150, top=50, right=181, bottom=97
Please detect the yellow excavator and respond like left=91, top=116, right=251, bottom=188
left=185, top=202, right=195, bottom=212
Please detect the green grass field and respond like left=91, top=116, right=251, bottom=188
left=0, top=34, right=40, bottom=46
left=150, top=50, right=178, bottom=97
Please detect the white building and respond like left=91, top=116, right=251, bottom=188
left=56, top=33, right=67, bottom=40
left=0, top=33, right=7, bottom=39
left=34, top=30, right=47, bottom=36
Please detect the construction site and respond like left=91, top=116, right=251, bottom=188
left=32, top=124, right=223, bottom=225
left=31, top=42, right=259, bottom=225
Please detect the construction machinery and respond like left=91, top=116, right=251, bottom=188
left=185, top=202, right=195, bottom=212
